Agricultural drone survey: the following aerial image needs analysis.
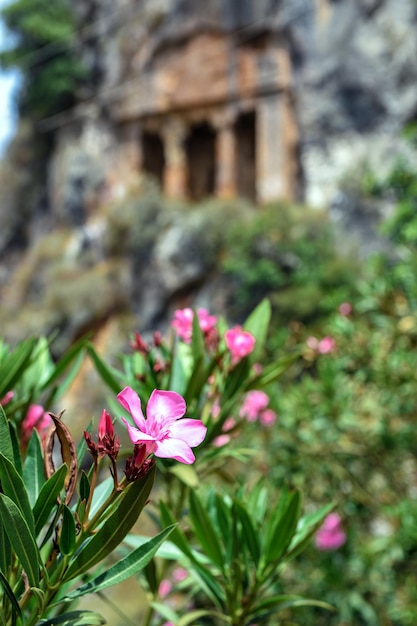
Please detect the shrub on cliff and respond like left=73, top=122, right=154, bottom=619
left=0, top=0, right=87, bottom=118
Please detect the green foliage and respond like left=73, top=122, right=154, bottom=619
left=0, top=0, right=87, bottom=117
left=221, top=203, right=357, bottom=324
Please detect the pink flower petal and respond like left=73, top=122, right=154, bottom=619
left=155, top=437, right=195, bottom=464
left=118, top=387, right=146, bottom=430
left=169, top=419, right=207, bottom=447
left=147, top=389, right=186, bottom=425
left=121, top=417, right=155, bottom=445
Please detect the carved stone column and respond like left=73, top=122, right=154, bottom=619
left=256, top=91, right=298, bottom=203
left=162, top=119, right=188, bottom=199
left=214, top=119, right=237, bottom=199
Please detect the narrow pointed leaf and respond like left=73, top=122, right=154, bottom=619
left=33, top=464, right=67, bottom=536
left=0, top=522, right=11, bottom=574
left=64, top=464, right=156, bottom=581
left=191, top=308, right=206, bottom=361
left=286, top=502, right=336, bottom=561
left=79, top=471, right=90, bottom=503
left=0, top=494, right=40, bottom=587
left=23, top=430, right=46, bottom=507
left=189, top=490, right=224, bottom=570
left=65, top=525, right=175, bottom=599
left=0, top=570, right=22, bottom=618
left=243, top=298, right=271, bottom=361
left=0, top=405, right=13, bottom=464
left=0, top=338, right=37, bottom=397
left=42, top=336, right=88, bottom=396
left=159, top=500, right=195, bottom=561
left=233, top=499, right=260, bottom=566
left=9, top=421, right=23, bottom=476
left=87, top=344, right=123, bottom=394
left=60, top=505, right=76, bottom=556
left=37, top=610, right=106, bottom=625
left=254, top=594, right=334, bottom=614
left=177, top=611, right=231, bottom=626
left=264, top=489, right=302, bottom=566
left=0, top=452, right=36, bottom=539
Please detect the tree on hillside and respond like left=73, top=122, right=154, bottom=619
left=0, top=0, right=87, bottom=119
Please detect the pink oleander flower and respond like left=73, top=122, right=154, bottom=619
left=0, top=390, right=14, bottom=406
left=159, top=579, right=172, bottom=598
left=318, top=336, right=336, bottom=354
left=225, top=326, right=256, bottom=364
left=259, top=408, right=277, bottom=427
left=306, top=336, right=319, bottom=350
left=306, top=335, right=336, bottom=355
left=339, top=301, right=352, bottom=316
left=240, top=390, right=269, bottom=422
left=213, top=434, right=231, bottom=448
left=172, top=567, right=188, bottom=583
left=118, top=387, right=207, bottom=464
left=315, top=513, right=346, bottom=551
left=22, top=404, right=51, bottom=445
left=171, top=307, right=217, bottom=343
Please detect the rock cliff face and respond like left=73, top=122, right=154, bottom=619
left=45, top=0, right=417, bottom=221
left=1, top=0, right=416, bottom=352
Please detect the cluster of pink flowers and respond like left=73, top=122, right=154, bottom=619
left=171, top=308, right=256, bottom=365
left=306, top=335, right=336, bottom=355
left=21, top=404, right=51, bottom=446
left=171, top=308, right=217, bottom=344
left=239, top=390, right=277, bottom=427
left=339, top=301, right=352, bottom=316
left=119, top=386, right=207, bottom=465
left=315, top=513, right=346, bottom=551
left=0, top=390, right=14, bottom=406
left=225, top=326, right=256, bottom=364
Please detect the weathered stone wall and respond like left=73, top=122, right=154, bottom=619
left=47, top=0, right=417, bottom=220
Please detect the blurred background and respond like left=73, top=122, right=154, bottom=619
left=1, top=0, right=417, bottom=624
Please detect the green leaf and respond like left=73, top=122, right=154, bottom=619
left=189, top=490, right=224, bottom=570
left=233, top=499, right=260, bottom=566
left=9, top=421, right=23, bottom=476
left=168, top=463, right=199, bottom=488
left=65, top=525, right=175, bottom=599
left=60, top=505, right=76, bottom=556
left=0, top=404, right=14, bottom=464
left=248, top=351, right=299, bottom=388
left=263, top=489, right=302, bottom=567
left=88, top=475, right=114, bottom=519
left=143, top=558, right=158, bottom=595
left=159, top=501, right=196, bottom=561
left=87, top=344, right=123, bottom=394
left=254, top=594, right=334, bottom=615
left=177, top=610, right=231, bottom=626
left=64, top=465, right=156, bottom=581
left=37, top=610, right=106, bottom=625
left=0, top=452, right=36, bottom=539
left=41, top=335, right=88, bottom=392
left=286, top=502, right=335, bottom=561
left=0, top=522, right=11, bottom=574
left=0, top=338, right=37, bottom=398
left=184, top=355, right=207, bottom=405
left=23, top=430, right=46, bottom=507
left=191, top=308, right=206, bottom=361
left=79, top=471, right=90, bottom=503
left=33, top=464, right=67, bottom=536
left=168, top=347, right=187, bottom=395
left=150, top=602, right=179, bottom=624
left=0, top=569, right=22, bottom=618
left=0, top=494, right=40, bottom=587
left=243, top=298, right=271, bottom=361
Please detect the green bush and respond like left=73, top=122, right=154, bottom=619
left=0, top=0, right=87, bottom=117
